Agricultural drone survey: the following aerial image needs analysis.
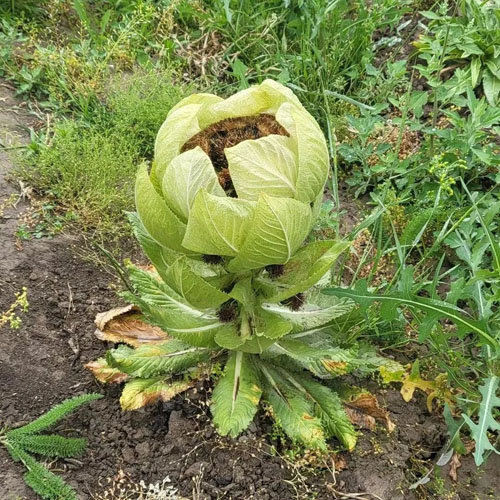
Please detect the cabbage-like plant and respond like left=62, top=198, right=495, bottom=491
left=88, top=80, right=399, bottom=450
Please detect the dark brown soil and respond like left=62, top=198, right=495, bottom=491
left=1, top=85, right=499, bottom=500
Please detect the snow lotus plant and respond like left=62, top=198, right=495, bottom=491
left=87, top=80, right=400, bottom=451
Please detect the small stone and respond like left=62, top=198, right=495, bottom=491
left=122, top=446, right=135, bottom=464
left=135, top=442, right=150, bottom=458
left=184, top=461, right=207, bottom=478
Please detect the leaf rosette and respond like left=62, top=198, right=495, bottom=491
left=88, top=81, right=403, bottom=452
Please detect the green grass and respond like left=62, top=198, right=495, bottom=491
left=17, top=70, right=189, bottom=237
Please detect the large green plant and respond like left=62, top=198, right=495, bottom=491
left=88, top=81, right=400, bottom=450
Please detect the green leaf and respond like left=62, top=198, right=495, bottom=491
left=261, top=296, right=355, bottom=330
left=7, top=394, right=103, bottom=438
left=214, top=324, right=245, bottom=349
left=162, top=147, right=225, bottom=221
left=485, top=58, right=500, bottom=79
left=265, top=240, right=350, bottom=302
left=226, top=135, right=298, bottom=200
left=20, top=450, right=77, bottom=500
left=14, top=435, right=87, bottom=458
left=483, top=70, right=500, bottom=107
left=165, top=92, right=224, bottom=129
left=211, top=352, right=262, bottom=437
left=163, top=256, right=230, bottom=309
left=260, top=365, right=326, bottom=449
left=127, top=212, right=180, bottom=277
left=120, top=377, right=194, bottom=410
left=237, top=335, right=277, bottom=354
left=228, top=194, right=312, bottom=272
left=286, top=372, right=357, bottom=450
left=135, top=163, right=188, bottom=254
left=107, top=340, right=210, bottom=378
left=254, top=309, right=293, bottom=339
left=276, top=102, right=329, bottom=203
left=471, top=56, right=481, bottom=88
left=152, top=97, right=221, bottom=187
left=274, top=337, right=361, bottom=378
left=443, top=404, right=467, bottom=455
left=462, top=375, right=500, bottom=466
left=324, top=282, right=498, bottom=349
left=126, top=266, right=222, bottom=347
left=183, top=189, right=255, bottom=257
left=207, top=79, right=300, bottom=122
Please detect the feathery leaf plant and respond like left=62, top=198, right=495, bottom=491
left=0, top=393, right=103, bottom=500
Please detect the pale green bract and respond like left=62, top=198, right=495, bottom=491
left=136, top=79, right=329, bottom=271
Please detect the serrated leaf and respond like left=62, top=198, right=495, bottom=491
left=7, top=394, right=103, bottom=438
left=214, top=324, right=244, bottom=349
left=265, top=240, right=350, bottom=302
left=107, top=340, right=210, bottom=378
left=163, top=256, right=230, bottom=309
left=254, top=309, right=293, bottom=339
left=94, top=305, right=169, bottom=347
left=226, top=135, right=298, bottom=200
left=272, top=337, right=358, bottom=378
left=462, top=375, right=500, bottom=466
left=183, top=189, right=255, bottom=257
left=85, top=357, right=128, bottom=383
left=261, top=365, right=326, bottom=450
left=162, top=147, right=225, bottom=221
left=14, top=435, right=87, bottom=458
left=261, top=296, right=354, bottom=330
left=21, top=452, right=78, bottom=500
left=120, top=377, right=194, bottom=410
left=228, top=194, right=312, bottom=272
left=126, top=266, right=222, bottom=347
left=237, top=334, right=276, bottom=354
left=285, top=372, right=357, bottom=450
left=211, top=352, right=262, bottom=437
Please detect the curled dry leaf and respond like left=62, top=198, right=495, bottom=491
left=345, top=392, right=395, bottom=432
left=448, top=452, right=461, bottom=482
left=94, top=304, right=168, bottom=347
left=85, top=358, right=128, bottom=384
left=120, top=378, right=195, bottom=411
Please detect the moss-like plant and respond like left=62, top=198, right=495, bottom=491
left=0, top=394, right=102, bottom=500
left=88, top=81, right=402, bottom=450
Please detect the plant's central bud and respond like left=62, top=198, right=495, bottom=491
left=181, top=113, right=289, bottom=196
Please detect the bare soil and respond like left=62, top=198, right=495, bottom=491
left=1, top=85, right=498, bottom=500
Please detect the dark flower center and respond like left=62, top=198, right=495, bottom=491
left=217, top=299, right=239, bottom=323
left=181, top=113, right=289, bottom=196
left=283, top=293, right=305, bottom=311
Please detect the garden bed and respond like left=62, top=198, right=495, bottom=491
left=1, top=85, right=498, bottom=500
